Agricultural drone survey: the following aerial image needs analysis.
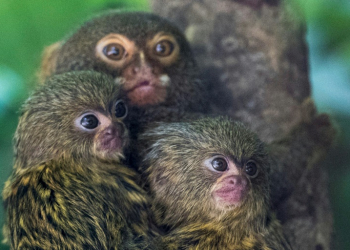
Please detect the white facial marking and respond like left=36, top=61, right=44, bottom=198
left=115, top=77, right=126, bottom=85
left=159, top=74, right=171, bottom=86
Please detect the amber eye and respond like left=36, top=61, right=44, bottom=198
left=245, top=161, right=258, bottom=178
left=80, top=114, right=99, bottom=130
left=115, top=100, right=127, bottom=118
left=103, top=43, right=125, bottom=60
left=154, top=40, right=174, bottom=57
left=211, top=157, right=228, bottom=172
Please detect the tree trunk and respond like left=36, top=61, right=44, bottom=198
left=151, top=0, right=335, bottom=249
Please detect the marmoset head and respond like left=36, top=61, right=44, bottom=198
left=39, top=11, right=202, bottom=110
left=14, top=71, right=128, bottom=169
left=140, top=117, right=270, bottom=228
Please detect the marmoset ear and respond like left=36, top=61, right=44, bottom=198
left=37, top=41, right=62, bottom=84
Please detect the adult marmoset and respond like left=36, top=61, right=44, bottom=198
left=139, top=117, right=292, bottom=250
left=2, top=71, right=158, bottom=250
left=38, top=11, right=208, bottom=128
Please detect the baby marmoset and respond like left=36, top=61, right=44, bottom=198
left=139, top=117, right=292, bottom=250
left=2, top=71, right=158, bottom=250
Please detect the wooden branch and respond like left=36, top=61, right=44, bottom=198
left=151, top=0, right=335, bottom=249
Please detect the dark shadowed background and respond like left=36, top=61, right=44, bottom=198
left=0, top=0, right=349, bottom=249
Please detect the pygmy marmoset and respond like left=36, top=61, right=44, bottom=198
left=2, top=71, right=158, bottom=249
left=139, top=117, right=292, bottom=250
left=38, top=11, right=208, bottom=128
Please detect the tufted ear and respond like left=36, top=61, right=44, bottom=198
left=37, top=41, right=62, bottom=84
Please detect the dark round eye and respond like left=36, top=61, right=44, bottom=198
left=115, top=100, right=127, bottom=118
left=80, top=114, right=99, bottom=129
left=103, top=43, right=125, bottom=60
left=211, top=157, right=228, bottom=172
left=154, top=40, right=174, bottom=57
left=245, top=161, right=258, bottom=177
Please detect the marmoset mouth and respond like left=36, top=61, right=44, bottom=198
left=137, top=80, right=151, bottom=87
left=125, top=79, right=167, bottom=106
left=126, top=80, right=152, bottom=92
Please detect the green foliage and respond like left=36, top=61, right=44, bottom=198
left=293, top=0, right=350, bottom=63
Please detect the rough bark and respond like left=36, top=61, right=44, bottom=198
left=151, top=0, right=335, bottom=249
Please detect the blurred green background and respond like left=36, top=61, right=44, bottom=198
left=0, top=0, right=349, bottom=249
